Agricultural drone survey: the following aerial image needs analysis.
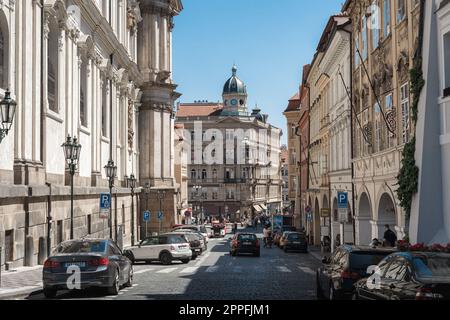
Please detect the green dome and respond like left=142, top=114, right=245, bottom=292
left=223, top=65, right=247, bottom=95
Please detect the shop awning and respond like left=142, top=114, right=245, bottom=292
left=259, top=204, right=267, bottom=211
left=253, top=205, right=262, bottom=212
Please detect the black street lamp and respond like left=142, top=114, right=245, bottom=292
left=127, top=174, right=137, bottom=246
left=62, top=135, right=82, bottom=239
left=104, top=160, right=117, bottom=240
left=0, top=89, right=17, bottom=144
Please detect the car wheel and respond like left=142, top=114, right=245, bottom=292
left=107, top=270, right=120, bottom=295
left=43, top=288, right=57, bottom=299
left=160, top=252, right=173, bottom=265
left=124, top=268, right=133, bottom=288
left=316, top=274, right=324, bottom=300
left=181, top=259, right=190, bottom=264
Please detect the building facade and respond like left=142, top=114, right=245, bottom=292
left=283, top=92, right=301, bottom=225
left=176, top=66, right=283, bottom=222
left=344, top=0, right=421, bottom=244
left=280, top=146, right=290, bottom=213
left=318, top=16, right=355, bottom=248
left=0, top=0, right=182, bottom=269
left=410, top=0, right=450, bottom=244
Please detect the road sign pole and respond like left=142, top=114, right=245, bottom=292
left=145, top=221, right=148, bottom=238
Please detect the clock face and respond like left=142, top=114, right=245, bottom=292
left=231, top=99, right=238, bottom=106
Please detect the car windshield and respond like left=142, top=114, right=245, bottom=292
left=56, top=241, right=106, bottom=254
left=288, top=233, right=304, bottom=240
left=168, top=235, right=188, bottom=244
left=238, top=234, right=256, bottom=241
left=349, top=252, right=391, bottom=270
left=413, top=256, right=450, bottom=281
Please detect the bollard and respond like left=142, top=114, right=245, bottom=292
left=38, top=237, right=47, bottom=265
left=24, top=236, right=35, bottom=267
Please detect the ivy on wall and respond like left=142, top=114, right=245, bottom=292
left=396, top=58, right=424, bottom=219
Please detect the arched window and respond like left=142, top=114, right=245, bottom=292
left=191, top=169, right=196, bottom=180
left=48, top=18, right=59, bottom=113
left=0, top=12, right=8, bottom=90
left=212, top=169, right=217, bottom=179
left=202, top=169, right=207, bottom=180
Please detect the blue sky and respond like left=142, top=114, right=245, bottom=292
left=172, top=0, right=343, bottom=144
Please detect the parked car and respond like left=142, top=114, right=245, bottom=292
left=123, top=234, right=192, bottom=265
left=170, top=229, right=208, bottom=251
left=279, top=231, right=296, bottom=249
left=205, top=225, right=214, bottom=238
left=354, top=251, right=450, bottom=300
left=173, top=225, right=209, bottom=239
left=316, top=245, right=396, bottom=300
left=43, top=238, right=133, bottom=298
left=230, top=233, right=260, bottom=257
left=282, top=232, right=308, bottom=253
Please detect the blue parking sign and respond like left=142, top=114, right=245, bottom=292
left=100, top=193, right=111, bottom=209
left=338, top=192, right=348, bottom=209
left=158, top=211, right=164, bottom=221
left=143, top=211, right=151, bottom=222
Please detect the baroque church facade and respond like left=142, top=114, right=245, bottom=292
left=0, top=0, right=183, bottom=268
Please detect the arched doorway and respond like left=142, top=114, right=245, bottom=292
left=357, top=192, right=372, bottom=245
left=377, top=193, right=397, bottom=240
left=313, top=197, right=321, bottom=246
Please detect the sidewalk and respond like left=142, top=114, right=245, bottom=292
left=0, top=266, right=43, bottom=300
left=308, top=246, right=330, bottom=261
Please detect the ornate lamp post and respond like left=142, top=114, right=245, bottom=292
left=104, top=160, right=117, bottom=240
left=61, top=135, right=82, bottom=239
left=193, top=185, right=203, bottom=225
left=0, top=90, right=17, bottom=144
left=127, top=174, right=137, bottom=246
left=156, top=190, right=166, bottom=234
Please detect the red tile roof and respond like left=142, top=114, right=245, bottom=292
left=177, top=103, right=223, bottom=117
left=284, top=92, right=301, bottom=113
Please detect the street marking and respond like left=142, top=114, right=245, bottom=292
left=277, top=266, right=291, bottom=273
left=134, top=268, right=155, bottom=275
left=298, top=266, right=315, bottom=275
left=206, top=266, right=219, bottom=273
left=156, top=267, right=178, bottom=274
left=180, top=267, right=199, bottom=274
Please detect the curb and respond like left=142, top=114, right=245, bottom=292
left=0, top=287, right=42, bottom=300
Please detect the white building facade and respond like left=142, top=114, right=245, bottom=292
left=0, top=0, right=182, bottom=268
left=410, top=0, right=450, bottom=244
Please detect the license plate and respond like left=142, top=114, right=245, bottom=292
left=64, top=262, right=86, bottom=268
left=293, top=242, right=301, bottom=244
left=243, top=242, right=252, bottom=245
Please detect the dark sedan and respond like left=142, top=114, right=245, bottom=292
left=354, top=251, right=450, bottom=300
left=230, top=233, right=260, bottom=257
left=283, top=232, right=308, bottom=253
left=42, top=239, right=132, bottom=298
left=316, top=245, right=396, bottom=300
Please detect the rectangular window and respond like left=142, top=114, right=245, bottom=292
left=444, top=32, right=450, bottom=96
left=374, top=103, right=382, bottom=152
left=384, top=94, right=394, bottom=148
left=362, top=16, right=368, bottom=61
left=80, top=60, right=88, bottom=127
left=87, top=215, right=92, bottom=235
left=397, top=0, right=406, bottom=23
left=401, top=83, right=410, bottom=143
left=371, top=1, right=380, bottom=49
left=102, top=80, right=108, bottom=138
left=383, top=0, right=391, bottom=38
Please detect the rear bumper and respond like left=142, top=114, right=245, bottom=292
left=172, top=251, right=192, bottom=259
left=43, top=268, right=113, bottom=290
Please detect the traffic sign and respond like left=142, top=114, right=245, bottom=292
left=158, top=211, right=164, bottom=221
left=337, top=192, right=348, bottom=209
left=100, top=193, right=111, bottom=219
left=143, top=211, right=151, bottom=222
left=320, top=208, right=330, bottom=218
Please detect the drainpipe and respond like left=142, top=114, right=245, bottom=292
left=341, top=23, right=357, bottom=245
left=45, top=183, right=53, bottom=257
